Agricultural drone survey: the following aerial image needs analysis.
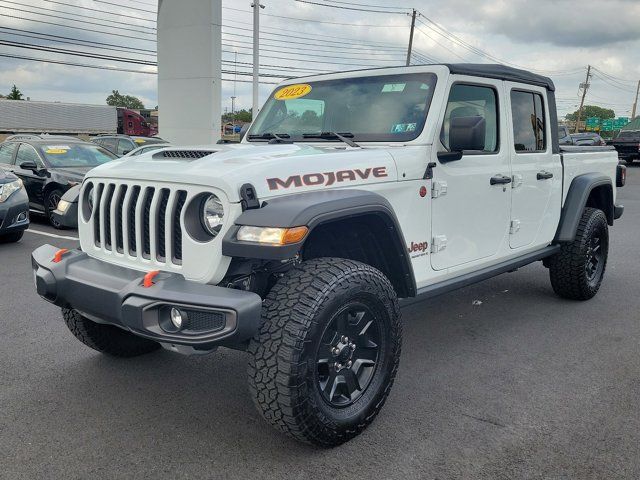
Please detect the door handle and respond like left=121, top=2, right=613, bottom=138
left=490, top=174, right=512, bottom=185
left=537, top=171, right=553, bottom=180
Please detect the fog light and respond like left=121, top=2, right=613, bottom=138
left=170, top=308, right=186, bottom=329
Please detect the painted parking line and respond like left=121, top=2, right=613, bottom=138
left=25, top=229, right=79, bottom=241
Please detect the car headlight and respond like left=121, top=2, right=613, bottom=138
left=57, top=199, right=71, bottom=213
left=0, top=179, right=22, bottom=203
left=236, top=225, right=308, bottom=245
left=201, top=194, right=224, bottom=237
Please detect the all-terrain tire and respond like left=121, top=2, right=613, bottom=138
left=0, top=231, right=23, bottom=243
left=247, top=258, right=402, bottom=447
left=548, top=207, right=609, bottom=300
left=62, top=308, right=161, bottom=357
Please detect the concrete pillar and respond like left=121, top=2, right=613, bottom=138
left=157, top=0, right=222, bottom=144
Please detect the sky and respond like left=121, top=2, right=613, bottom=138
left=0, top=0, right=639, bottom=119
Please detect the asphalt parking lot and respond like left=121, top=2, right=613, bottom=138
left=1, top=168, right=639, bottom=480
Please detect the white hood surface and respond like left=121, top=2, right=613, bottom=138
left=87, top=143, right=399, bottom=202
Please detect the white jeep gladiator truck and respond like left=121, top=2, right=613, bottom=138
left=32, top=64, right=626, bottom=447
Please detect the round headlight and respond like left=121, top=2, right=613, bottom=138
left=202, top=194, right=224, bottom=237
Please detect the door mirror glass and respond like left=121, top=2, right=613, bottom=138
left=449, top=115, right=486, bottom=152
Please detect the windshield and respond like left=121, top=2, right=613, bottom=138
left=248, top=73, right=437, bottom=143
left=133, top=137, right=166, bottom=145
left=617, top=131, right=640, bottom=139
left=39, top=143, right=117, bottom=167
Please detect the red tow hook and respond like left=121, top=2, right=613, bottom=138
left=143, top=270, right=160, bottom=288
left=52, top=248, right=69, bottom=263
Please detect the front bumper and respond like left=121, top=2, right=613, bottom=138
left=32, top=244, right=263, bottom=352
left=52, top=202, right=78, bottom=229
left=0, top=188, right=29, bottom=235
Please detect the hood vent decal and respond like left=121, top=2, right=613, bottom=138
left=155, top=150, right=216, bottom=159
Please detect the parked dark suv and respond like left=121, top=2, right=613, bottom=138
left=0, top=167, right=29, bottom=242
left=92, top=134, right=166, bottom=157
left=0, top=137, right=117, bottom=227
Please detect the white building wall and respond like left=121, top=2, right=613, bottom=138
left=157, top=0, right=222, bottom=144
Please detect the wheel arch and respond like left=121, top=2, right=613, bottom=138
left=555, top=173, right=614, bottom=243
left=222, top=189, right=417, bottom=298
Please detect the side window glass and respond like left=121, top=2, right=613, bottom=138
left=16, top=144, right=43, bottom=167
left=0, top=143, right=18, bottom=164
left=511, top=90, right=546, bottom=152
left=441, top=84, right=498, bottom=153
left=116, top=139, right=130, bottom=155
left=102, top=138, right=118, bottom=152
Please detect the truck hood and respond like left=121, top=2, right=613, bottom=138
left=85, top=143, right=398, bottom=202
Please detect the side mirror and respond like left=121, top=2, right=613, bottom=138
left=122, top=150, right=131, bottom=155
left=449, top=115, right=486, bottom=152
left=20, top=160, right=40, bottom=172
left=239, top=124, right=250, bottom=142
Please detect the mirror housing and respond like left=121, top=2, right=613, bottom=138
left=122, top=150, right=131, bottom=155
left=20, top=160, right=40, bottom=172
left=449, top=115, right=486, bottom=152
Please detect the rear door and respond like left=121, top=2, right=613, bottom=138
left=506, top=86, right=562, bottom=249
left=430, top=79, right=511, bottom=271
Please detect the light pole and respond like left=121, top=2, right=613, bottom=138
left=251, top=1, right=265, bottom=120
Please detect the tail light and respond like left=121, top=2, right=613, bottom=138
left=617, top=164, right=626, bottom=187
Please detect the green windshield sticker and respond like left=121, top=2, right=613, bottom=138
left=391, top=123, right=417, bottom=133
left=381, top=83, right=406, bottom=93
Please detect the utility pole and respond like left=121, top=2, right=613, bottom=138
left=575, top=65, right=592, bottom=133
left=251, top=1, right=265, bottom=120
left=406, top=9, right=416, bottom=66
left=631, top=80, right=640, bottom=119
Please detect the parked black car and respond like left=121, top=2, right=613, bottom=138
left=570, top=132, right=607, bottom=146
left=0, top=137, right=117, bottom=227
left=92, top=134, right=166, bottom=157
left=611, top=130, right=640, bottom=163
left=0, top=167, right=29, bottom=242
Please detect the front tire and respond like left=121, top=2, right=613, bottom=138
left=63, top=308, right=161, bottom=357
left=45, top=188, right=64, bottom=229
left=247, top=258, right=402, bottom=447
left=548, top=207, right=609, bottom=300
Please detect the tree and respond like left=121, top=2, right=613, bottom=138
left=565, top=105, right=615, bottom=121
left=6, top=85, right=24, bottom=100
left=106, top=90, right=145, bottom=109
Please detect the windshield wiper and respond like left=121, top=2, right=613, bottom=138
left=302, top=132, right=360, bottom=148
left=246, top=132, right=292, bottom=144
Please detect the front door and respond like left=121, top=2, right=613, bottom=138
left=506, top=85, right=562, bottom=249
left=14, top=143, right=47, bottom=210
left=431, top=80, right=511, bottom=271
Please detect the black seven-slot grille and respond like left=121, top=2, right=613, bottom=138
left=89, top=181, right=187, bottom=264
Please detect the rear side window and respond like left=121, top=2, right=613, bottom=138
left=0, top=143, right=17, bottom=164
left=511, top=90, right=546, bottom=152
left=441, top=84, right=499, bottom=153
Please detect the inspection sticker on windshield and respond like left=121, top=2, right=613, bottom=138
left=382, top=83, right=406, bottom=93
left=134, top=139, right=146, bottom=143
left=391, top=123, right=416, bottom=133
left=46, top=145, right=70, bottom=153
left=274, top=83, right=312, bottom=100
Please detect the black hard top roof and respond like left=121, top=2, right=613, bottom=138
left=445, top=64, right=555, bottom=91
left=292, top=63, right=556, bottom=92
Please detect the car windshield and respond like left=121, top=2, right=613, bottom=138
left=39, top=143, right=117, bottom=167
left=248, top=73, right=437, bottom=142
left=617, top=131, right=640, bottom=139
left=133, top=137, right=166, bottom=145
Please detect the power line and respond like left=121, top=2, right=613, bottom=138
left=293, top=0, right=410, bottom=15
left=43, top=0, right=156, bottom=23
left=92, top=0, right=155, bottom=15
left=0, top=13, right=156, bottom=42
left=319, top=0, right=413, bottom=10
left=223, top=6, right=407, bottom=27
left=0, top=4, right=156, bottom=36
left=221, top=42, right=399, bottom=63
